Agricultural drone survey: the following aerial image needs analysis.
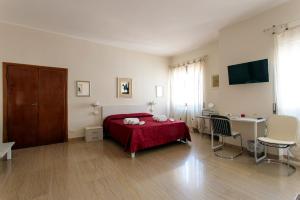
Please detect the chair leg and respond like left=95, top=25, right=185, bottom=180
left=286, top=148, right=296, bottom=176
left=259, top=146, right=296, bottom=176
left=255, top=142, right=268, bottom=164
left=213, top=135, right=243, bottom=159
left=211, top=134, right=224, bottom=151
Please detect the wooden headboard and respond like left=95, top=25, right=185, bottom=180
left=101, top=105, right=149, bottom=120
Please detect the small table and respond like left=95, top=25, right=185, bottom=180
left=85, top=126, right=103, bottom=142
left=0, top=142, right=15, bottom=160
left=230, top=117, right=266, bottom=163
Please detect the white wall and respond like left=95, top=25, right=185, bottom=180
left=172, top=0, right=300, bottom=118
left=217, top=0, right=300, bottom=118
left=0, top=23, right=169, bottom=140
left=171, top=0, right=300, bottom=146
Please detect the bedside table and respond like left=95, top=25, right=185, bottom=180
left=84, top=126, right=103, bottom=142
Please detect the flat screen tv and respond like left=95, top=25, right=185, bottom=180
left=228, top=59, right=269, bottom=85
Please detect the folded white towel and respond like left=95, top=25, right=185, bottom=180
left=153, top=115, right=168, bottom=122
left=139, top=121, right=145, bottom=125
left=123, top=118, right=140, bottom=125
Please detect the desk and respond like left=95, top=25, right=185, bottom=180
left=230, top=117, right=266, bottom=163
left=196, top=115, right=267, bottom=163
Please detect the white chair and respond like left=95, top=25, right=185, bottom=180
left=257, top=115, right=298, bottom=175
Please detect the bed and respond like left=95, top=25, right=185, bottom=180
left=102, top=105, right=191, bottom=158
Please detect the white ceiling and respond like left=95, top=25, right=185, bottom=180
left=0, top=0, right=289, bottom=56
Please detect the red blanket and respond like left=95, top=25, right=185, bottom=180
left=103, top=113, right=191, bottom=153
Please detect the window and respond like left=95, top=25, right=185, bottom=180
left=169, top=61, right=204, bottom=126
left=275, top=27, right=300, bottom=119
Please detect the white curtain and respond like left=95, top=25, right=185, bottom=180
left=274, top=26, right=300, bottom=160
left=275, top=27, right=300, bottom=119
left=170, top=61, right=204, bottom=127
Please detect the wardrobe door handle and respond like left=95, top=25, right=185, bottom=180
left=31, top=103, right=38, bottom=106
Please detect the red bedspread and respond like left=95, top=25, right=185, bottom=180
left=103, top=113, right=191, bottom=153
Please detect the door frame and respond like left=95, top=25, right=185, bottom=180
left=2, top=62, right=68, bottom=143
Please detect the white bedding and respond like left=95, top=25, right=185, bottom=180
left=153, top=115, right=168, bottom=122
left=123, top=118, right=140, bottom=124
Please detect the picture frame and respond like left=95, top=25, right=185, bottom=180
left=156, top=85, right=163, bottom=97
left=211, top=74, right=219, bottom=88
left=117, top=78, right=132, bottom=98
left=76, top=81, right=90, bottom=97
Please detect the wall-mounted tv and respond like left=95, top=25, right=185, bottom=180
left=227, top=59, right=269, bottom=85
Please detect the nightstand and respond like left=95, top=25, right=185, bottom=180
left=84, top=126, right=103, bottom=142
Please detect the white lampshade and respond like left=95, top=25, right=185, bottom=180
left=208, top=102, right=215, bottom=109
left=91, top=100, right=100, bottom=107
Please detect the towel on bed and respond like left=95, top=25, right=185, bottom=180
left=139, top=121, right=146, bottom=125
left=123, top=118, right=140, bottom=124
left=153, top=115, right=168, bottom=122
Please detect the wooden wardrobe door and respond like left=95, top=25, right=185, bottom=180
left=38, top=68, right=67, bottom=145
left=6, top=65, right=39, bottom=149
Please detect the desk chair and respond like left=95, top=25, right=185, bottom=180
left=210, top=115, right=243, bottom=159
left=257, top=115, right=298, bottom=175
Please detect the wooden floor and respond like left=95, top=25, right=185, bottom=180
left=0, top=133, right=299, bottom=200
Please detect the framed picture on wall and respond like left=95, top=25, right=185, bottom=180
left=211, top=74, right=219, bottom=88
left=76, top=81, right=90, bottom=97
left=117, top=78, right=132, bottom=98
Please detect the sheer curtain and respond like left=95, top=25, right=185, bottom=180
left=275, top=27, right=300, bottom=119
left=274, top=26, right=300, bottom=160
left=170, top=61, right=204, bottom=126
